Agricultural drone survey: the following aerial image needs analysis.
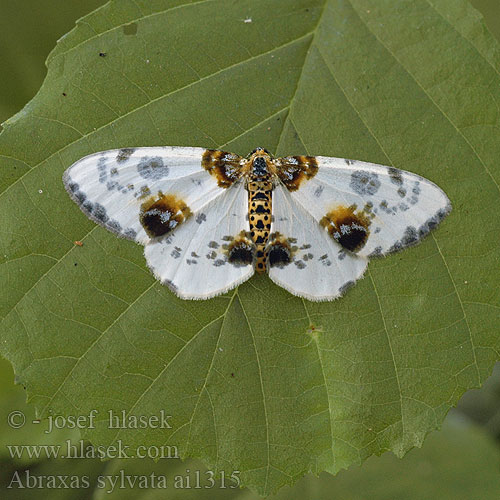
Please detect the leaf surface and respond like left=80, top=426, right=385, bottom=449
left=1, top=0, right=500, bottom=494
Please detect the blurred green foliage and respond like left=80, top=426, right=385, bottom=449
left=0, top=0, right=104, bottom=123
left=470, top=0, right=500, bottom=40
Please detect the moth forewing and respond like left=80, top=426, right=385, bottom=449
left=290, top=156, right=452, bottom=259
left=63, top=146, right=218, bottom=245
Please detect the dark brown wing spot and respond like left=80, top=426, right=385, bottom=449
left=266, top=232, right=293, bottom=269
left=140, top=193, right=191, bottom=238
left=320, top=205, right=370, bottom=252
left=226, top=232, right=255, bottom=267
left=202, top=149, right=243, bottom=188
left=268, top=245, right=291, bottom=268
left=275, top=155, right=318, bottom=191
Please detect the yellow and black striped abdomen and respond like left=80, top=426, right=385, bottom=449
left=248, top=180, right=273, bottom=273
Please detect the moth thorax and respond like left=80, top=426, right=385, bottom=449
left=252, top=157, right=268, bottom=179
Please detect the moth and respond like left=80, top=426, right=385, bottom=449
left=63, top=147, right=451, bottom=301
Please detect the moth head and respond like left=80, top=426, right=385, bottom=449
left=248, top=147, right=272, bottom=157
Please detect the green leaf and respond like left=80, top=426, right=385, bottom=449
left=92, top=419, right=500, bottom=499
left=2, top=410, right=499, bottom=498
left=2, top=360, right=499, bottom=499
left=269, top=417, right=500, bottom=500
left=1, top=0, right=500, bottom=495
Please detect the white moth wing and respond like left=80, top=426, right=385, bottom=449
left=292, top=156, right=451, bottom=257
left=63, top=147, right=223, bottom=244
left=267, top=184, right=367, bottom=301
left=144, top=181, right=254, bottom=299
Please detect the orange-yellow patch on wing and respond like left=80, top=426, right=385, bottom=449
left=140, top=193, right=192, bottom=238
left=275, top=155, right=318, bottom=191
left=202, top=149, right=243, bottom=188
left=320, top=205, right=371, bottom=252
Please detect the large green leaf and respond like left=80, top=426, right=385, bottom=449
left=1, top=0, right=500, bottom=495
left=1, top=366, right=499, bottom=499
left=2, top=400, right=499, bottom=499
left=97, top=418, right=499, bottom=500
